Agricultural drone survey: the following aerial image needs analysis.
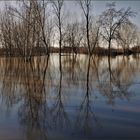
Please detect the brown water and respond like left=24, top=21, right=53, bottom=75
left=0, top=54, right=140, bottom=140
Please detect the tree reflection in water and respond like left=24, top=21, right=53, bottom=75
left=18, top=57, right=49, bottom=140
left=98, top=56, right=136, bottom=105
left=50, top=69, right=70, bottom=130
left=75, top=56, right=101, bottom=137
left=1, top=56, right=50, bottom=140
left=0, top=54, right=139, bottom=140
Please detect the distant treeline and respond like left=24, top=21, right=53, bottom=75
left=0, top=46, right=140, bottom=57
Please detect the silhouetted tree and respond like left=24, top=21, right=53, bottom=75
left=78, top=0, right=92, bottom=55
left=117, top=22, right=137, bottom=53
left=52, top=0, right=64, bottom=71
left=100, top=2, right=136, bottom=55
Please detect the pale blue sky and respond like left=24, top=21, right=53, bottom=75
left=64, top=1, right=140, bottom=27
left=0, top=1, right=140, bottom=27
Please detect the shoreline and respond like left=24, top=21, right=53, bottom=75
left=0, top=46, right=140, bottom=57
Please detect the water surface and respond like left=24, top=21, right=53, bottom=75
left=0, top=54, right=140, bottom=140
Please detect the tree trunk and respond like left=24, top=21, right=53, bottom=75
left=108, top=38, right=111, bottom=56
left=86, top=16, right=90, bottom=55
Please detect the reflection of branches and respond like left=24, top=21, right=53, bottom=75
left=62, top=55, right=81, bottom=87
left=0, top=54, right=140, bottom=139
left=91, top=56, right=100, bottom=82
left=50, top=70, right=70, bottom=130
left=18, top=97, right=48, bottom=140
left=18, top=57, right=50, bottom=140
left=98, top=56, right=137, bottom=105
left=0, top=57, right=51, bottom=139
left=76, top=56, right=101, bottom=136
left=1, top=58, right=22, bottom=108
left=0, top=56, right=52, bottom=140
left=76, top=94, right=101, bottom=135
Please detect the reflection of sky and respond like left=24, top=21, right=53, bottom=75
left=1, top=54, right=140, bottom=139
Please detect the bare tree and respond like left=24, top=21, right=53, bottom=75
left=78, top=0, right=92, bottom=55
left=100, top=2, right=136, bottom=56
left=89, top=18, right=101, bottom=55
left=32, top=0, right=53, bottom=56
left=6, top=0, right=40, bottom=60
left=64, top=20, right=83, bottom=56
left=0, top=0, right=53, bottom=60
left=117, top=22, right=137, bottom=53
left=52, top=0, right=64, bottom=71
left=0, top=5, right=15, bottom=56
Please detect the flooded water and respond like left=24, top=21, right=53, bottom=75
left=0, top=54, right=140, bottom=140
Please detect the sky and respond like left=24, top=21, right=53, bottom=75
left=64, top=1, right=140, bottom=27
left=0, top=1, right=140, bottom=27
